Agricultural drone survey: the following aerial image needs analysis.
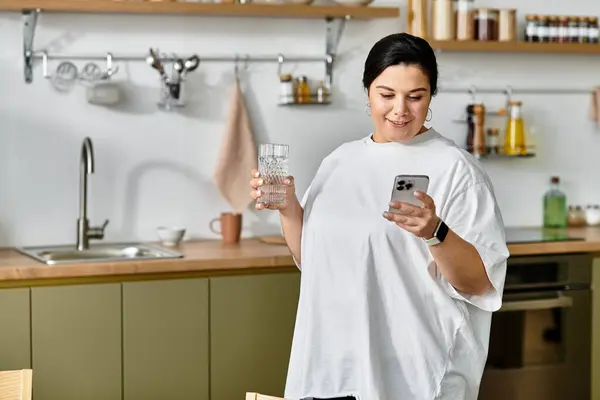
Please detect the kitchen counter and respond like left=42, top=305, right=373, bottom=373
left=0, top=227, right=599, bottom=286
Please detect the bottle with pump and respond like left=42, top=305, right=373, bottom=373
left=543, top=176, right=567, bottom=228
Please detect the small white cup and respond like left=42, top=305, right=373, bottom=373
left=157, top=226, right=186, bottom=246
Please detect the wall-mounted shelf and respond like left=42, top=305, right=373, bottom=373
left=0, top=0, right=399, bottom=19
left=429, top=40, right=600, bottom=55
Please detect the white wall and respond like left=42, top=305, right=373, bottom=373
left=1, top=0, right=599, bottom=247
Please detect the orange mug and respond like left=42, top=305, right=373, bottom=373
left=210, top=212, right=242, bottom=244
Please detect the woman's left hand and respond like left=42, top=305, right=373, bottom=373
left=383, top=191, right=440, bottom=239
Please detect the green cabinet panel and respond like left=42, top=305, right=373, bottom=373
left=210, top=272, right=301, bottom=400
left=31, top=283, right=122, bottom=400
left=0, top=288, right=31, bottom=370
left=123, top=278, right=209, bottom=400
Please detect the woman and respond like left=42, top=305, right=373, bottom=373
left=249, top=33, right=509, bottom=400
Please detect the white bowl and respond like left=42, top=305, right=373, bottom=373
left=157, top=226, right=186, bottom=246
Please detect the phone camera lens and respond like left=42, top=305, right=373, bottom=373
left=398, top=180, right=406, bottom=185
left=405, top=183, right=413, bottom=190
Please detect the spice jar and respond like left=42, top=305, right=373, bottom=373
left=588, top=17, right=599, bottom=43
left=498, top=9, right=516, bottom=41
left=486, top=128, right=499, bottom=154
left=568, top=17, right=579, bottom=43
left=567, top=205, right=587, bottom=227
left=579, top=16, right=589, bottom=43
left=558, top=16, right=569, bottom=43
left=537, top=15, right=549, bottom=43
left=548, top=15, right=559, bottom=42
left=585, top=205, right=600, bottom=226
left=295, top=76, right=311, bottom=103
left=524, top=14, right=538, bottom=42
left=432, top=0, right=454, bottom=40
left=316, top=81, right=330, bottom=104
left=279, top=73, right=294, bottom=104
left=474, top=9, right=499, bottom=41
left=455, top=0, right=475, bottom=40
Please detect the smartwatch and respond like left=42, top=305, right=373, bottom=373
left=424, top=219, right=449, bottom=246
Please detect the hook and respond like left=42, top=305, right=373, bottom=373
left=504, top=85, right=513, bottom=104
left=468, top=85, right=477, bottom=104
left=102, top=52, right=119, bottom=79
left=277, top=53, right=284, bottom=77
left=41, top=51, right=50, bottom=79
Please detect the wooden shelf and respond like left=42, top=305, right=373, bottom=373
left=428, top=40, right=600, bottom=55
left=0, top=0, right=400, bottom=19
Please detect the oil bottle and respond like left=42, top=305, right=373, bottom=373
left=543, top=176, right=567, bottom=228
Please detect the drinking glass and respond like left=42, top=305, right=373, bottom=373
left=257, top=143, right=289, bottom=206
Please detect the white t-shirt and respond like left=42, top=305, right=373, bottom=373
left=284, top=128, right=509, bottom=400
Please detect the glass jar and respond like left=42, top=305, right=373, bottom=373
left=295, top=76, right=311, bottom=103
left=486, top=128, right=499, bottom=154
left=548, top=15, right=559, bottom=42
left=537, top=15, right=549, bottom=43
left=588, top=17, right=599, bottom=43
left=568, top=16, right=580, bottom=43
left=558, top=16, right=569, bottom=43
left=455, top=0, right=475, bottom=40
left=567, top=205, right=587, bottom=227
left=524, top=14, right=538, bottom=42
left=475, top=8, right=499, bottom=41
left=316, top=81, right=330, bottom=104
left=279, top=73, right=294, bottom=104
left=579, top=16, right=589, bottom=43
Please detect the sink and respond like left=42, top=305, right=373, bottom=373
left=16, top=242, right=184, bottom=265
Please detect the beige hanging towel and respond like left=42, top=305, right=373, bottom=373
left=213, top=78, right=258, bottom=213
left=589, top=86, right=600, bottom=125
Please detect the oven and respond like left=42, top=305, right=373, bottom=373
left=478, top=253, right=592, bottom=400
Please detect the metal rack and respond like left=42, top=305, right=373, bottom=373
left=440, top=85, right=593, bottom=96
left=22, top=9, right=348, bottom=85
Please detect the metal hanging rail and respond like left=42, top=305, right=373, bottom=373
left=22, top=9, right=347, bottom=85
left=439, top=86, right=593, bottom=95
left=30, top=52, right=329, bottom=63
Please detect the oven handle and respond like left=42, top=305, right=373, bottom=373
left=499, top=293, right=573, bottom=312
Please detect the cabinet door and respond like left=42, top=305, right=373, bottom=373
left=0, top=288, right=31, bottom=370
left=123, top=278, right=209, bottom=400
left=210, top=272, right=300, bottom=400
left=31, top=283, right=121, bottom=400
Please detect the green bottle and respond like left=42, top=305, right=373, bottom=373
left=543, top=176, right=567, bottom=228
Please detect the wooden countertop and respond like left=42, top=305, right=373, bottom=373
left=0, top=227, right=599, bottom=286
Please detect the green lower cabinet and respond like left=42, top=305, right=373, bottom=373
left=122, top=278, right=209, bottom=400
left=31, top=283, right=122, bottom=400
left=210, top=272, right=301, bottom=400
left=0, top=288, right=31, bottom=370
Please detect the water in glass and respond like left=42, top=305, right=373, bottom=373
left=258, top=143, right=289, bottom=206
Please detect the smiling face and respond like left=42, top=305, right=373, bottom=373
left=368, top=64, right=432, bottom=143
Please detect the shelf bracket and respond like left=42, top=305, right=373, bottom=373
left=23, top=9, right=40, bottom=84
left=325, top=15, right=349, bottom=87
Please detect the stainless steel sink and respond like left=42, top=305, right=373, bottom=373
left=16, top=242, right=184, bottom=265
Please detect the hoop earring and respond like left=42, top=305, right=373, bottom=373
left=426, top=107, right=432, bottom=122
left=366, top=103, right=371, bottom=116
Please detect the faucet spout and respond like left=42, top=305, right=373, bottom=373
left=77, top=137, right=109, bottom=251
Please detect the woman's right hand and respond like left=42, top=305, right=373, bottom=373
left=249, top=168, right=297, bottom=211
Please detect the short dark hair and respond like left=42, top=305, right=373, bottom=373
left=362, top=33, right=439, bottom=96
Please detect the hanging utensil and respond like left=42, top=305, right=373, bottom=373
left=146, top=48, right=169, bottom=83
left=51, top=61, right=78, bottom=93
left=180, top=55, right=200, bottom=79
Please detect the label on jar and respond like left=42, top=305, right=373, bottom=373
left=569, top=26, right=579, bottom=37
left=549, top=26, right=558, bottom=38
left=558, top=26, right=568, bottom=38
left=526, top=23, right=536, bottom=37
left=537, top=26, right=548, bottom=40
left=590, top=27, right=599, bottom=39
left=580, top=26, right=589, bottom=38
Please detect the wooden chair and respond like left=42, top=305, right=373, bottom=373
left=245, top=393, right=286, bottom=400
left=0, top=369, right=32, bottom=400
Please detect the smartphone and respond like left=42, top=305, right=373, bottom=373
left=388, top=174, right=430, bottom=214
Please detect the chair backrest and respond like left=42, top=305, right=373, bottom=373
left=245, top=393, right=286, bottom=400
left=0, top=369, right=32, bottom=400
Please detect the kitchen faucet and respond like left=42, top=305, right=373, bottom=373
left=77, top=137, right=109, bottom=250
